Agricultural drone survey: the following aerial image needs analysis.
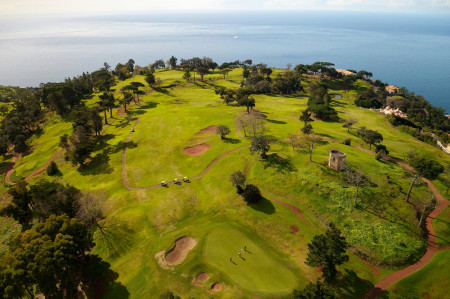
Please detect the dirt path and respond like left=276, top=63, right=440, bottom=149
left=363, top=179, right=448, bottom=298
left=5, top=155, right=19, bottom=185
left=25, top=149, right=66, bottom=180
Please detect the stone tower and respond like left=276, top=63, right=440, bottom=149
left=328, top=150, right=346, bottom=171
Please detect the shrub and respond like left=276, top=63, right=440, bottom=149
left=375, top=144, right=389, bottom=155
left=343, top=139, right=351, bottom=146
left=46, top=161, right=59, bottom=176
left=242, top=184, right=262, bottom=204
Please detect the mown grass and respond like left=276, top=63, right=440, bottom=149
left=387, top=249, right=450, bottom=298
left=204, top=227, right=298, bottom=294
left=0, top=68, right=448, bottom=298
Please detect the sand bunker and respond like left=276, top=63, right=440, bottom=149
left=183, top=144, right=211, bottom=156
left=200, top=125, right=217, bottom=133
left=196, top=272, right=209, bottom=282
left=211, top=282, right=222, bottom=292
left=165, top=237, right=197, bottom=265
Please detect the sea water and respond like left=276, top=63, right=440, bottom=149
left=0, top=11, right=449, bottom=111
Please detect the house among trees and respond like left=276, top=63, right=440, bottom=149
left=335, top=69, right=354, bottom=76
left=378, top=106, right=408, bottom=119
left=386, top=85, right=400, bottom=94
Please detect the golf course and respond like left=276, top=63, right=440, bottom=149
left=0, top=64, right=448, bottom=299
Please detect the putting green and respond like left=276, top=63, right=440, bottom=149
left=204, top=227, right=298, bottom=293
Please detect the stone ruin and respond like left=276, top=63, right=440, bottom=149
left=328, top=150, right=346, bottom=171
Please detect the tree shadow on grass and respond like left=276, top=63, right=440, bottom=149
left=333, top=269, right=374, bottom=299
left=127, top=110, right=146, bottom=116
left=266, top=119, right=287, bottom=125
left=155, top=88, right=176, bottom=97
left=86, top=255, right=130, bottom=299
left=80, top=150, right=113, bottom=176
left=137, top=101, right=159, bottom=110
left=113, top=118, right=131, bottom=129
left=250, top=197, right=276, bottom=214
left=263, top=153, right=297, bottom=174
left=223, top=138, right=241, bottom=144
left=112, top=141, right=138, bottom=153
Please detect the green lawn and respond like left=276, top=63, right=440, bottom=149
left=204, top=227, right=298, bottom=294
left=1, top=68, right=448, bottom=298
left=433, top=206, right=450, bottom=247
left=388, top=249, right=450, bottom=298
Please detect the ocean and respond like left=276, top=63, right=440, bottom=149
left=0, top=11, right=449, bottom=111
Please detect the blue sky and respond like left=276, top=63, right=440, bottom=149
left=1, top=0, right=450, bottom=15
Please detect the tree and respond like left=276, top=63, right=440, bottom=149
left=46, top=161, right=59, bottom=176
left=343, top=165, right=368, bottom=206
left=229, top=170, right=246, bottom=193
left=247, top=110, right=265, bottom=137
left=215, top=124, right=231, bottom=140
left=305, top=223, right=348, bottom=281
left=406, top=155, right=444, bottom=202
left=159, top=291, right=181, bottom=299
left=357, top=127, right=383, bottom=150
left=183, top=69, right=191, bottom=82
left=145, top=71, right=156, bottom=86
left=288, top=132, right=300, bottom=151
left=0, top=180, right=32, bottom=226
left=2, top=214, right=94, bottom=299
left=297, top=134, right=321, bottom=162
left=301, top=123, right=313, bottom=135
left=196, top=67, right=209, bottom=82
left=300, top=110, right=313, bottom=126
left=221, top=68, right=231, bottom=79
left=250, top=135, right=270, bottom=159
left=343, top=118, right=358, bottom=133
left=242, top=184, right=262, bottom=204
left=29, top=179, right=82, bottom=221
left=236, top=113, right=249, bottom=137
left=119, top=89, right=133, bottom=112
left=98, top=92, right=110, bottom=124
left=442, top=163, right=450, bottom=195
left=293, top=279, right=335, bottom=299
left=168, top=55, right=177, bottom=69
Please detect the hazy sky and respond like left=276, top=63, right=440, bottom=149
left=1, top=0, right=450, bottom=16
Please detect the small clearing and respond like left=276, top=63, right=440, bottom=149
left=183, top=144, right=211, bottom=156
left=200, top=125, right=217, bottom=133
left=165, top=237, right=197, bottom=265
left=196, top=272, right=209, bottom=282
left=211, top=282, right=222, bottom=292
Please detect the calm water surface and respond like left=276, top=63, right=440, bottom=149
left=0, top=11, right=449, bottom=111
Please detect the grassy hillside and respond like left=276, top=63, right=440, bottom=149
left=0, top=68, right=448, bottom=298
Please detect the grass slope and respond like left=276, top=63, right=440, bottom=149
left=204, top=227, right=298, bottom=294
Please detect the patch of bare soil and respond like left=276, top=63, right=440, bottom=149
left=211, top=282, right=222, bottom=292
left=165, top=237, right=197, bottom=265
left=196, top=272, right=209, bottom=282
left=200, top=125, right=217, bottom=133
left=183, top=144, right=211, bottom=156
left=290, top=225, right=299, bottom=235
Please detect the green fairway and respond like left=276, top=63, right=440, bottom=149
left=204, top=227, right=298, bottom=294
left=388, top=249, right=450, bottom=298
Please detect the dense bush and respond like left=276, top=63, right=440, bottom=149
left=242, top=184, right=262, bottom=204
left=46, top=161, right=60, bottom=176
left=343, top=138, right=351, bottom=146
